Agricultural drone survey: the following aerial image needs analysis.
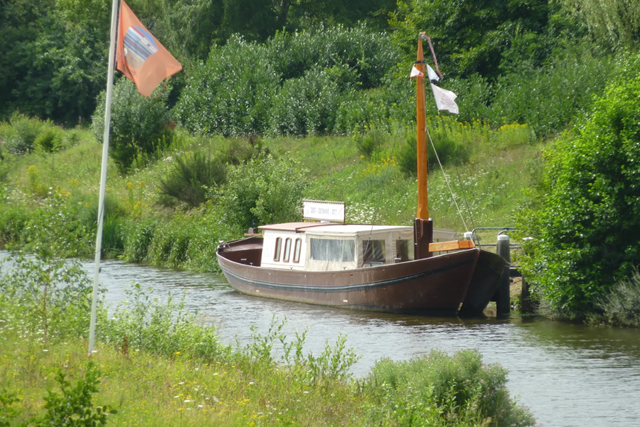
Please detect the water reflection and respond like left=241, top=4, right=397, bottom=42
left=1, top=251, right=640, bottom=426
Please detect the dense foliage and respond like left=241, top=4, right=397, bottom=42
left=518, top=75, right=640, bottom=318
left=92, top=79, right=174, bottom=172
left=213, top=154, right=309, bottom=231
left=176, top=25, right=401, bottom=136
left=159, top=151, right=228, bottom=207
left=390, top=0, right=560, bottom=79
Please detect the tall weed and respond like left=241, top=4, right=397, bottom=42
left=595, top=270, right=640, bottom=327
left=101, top=284, right=231, bottom=362
left=0, top=253, right=103, bottom=343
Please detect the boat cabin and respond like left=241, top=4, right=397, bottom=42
left=259, top=222, right=457, bottom=271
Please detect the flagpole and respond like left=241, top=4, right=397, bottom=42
left=88, top=0, right=120, bottom=357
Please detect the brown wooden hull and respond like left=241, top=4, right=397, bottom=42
left=459, top=250, right=507, bottom=316
left=217, top=238, right=479, bottom=315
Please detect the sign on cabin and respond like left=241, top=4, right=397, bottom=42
left=303, top=200, right=345, bottom=223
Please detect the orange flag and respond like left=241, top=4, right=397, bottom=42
left=116, top=0, right=182, bottom=97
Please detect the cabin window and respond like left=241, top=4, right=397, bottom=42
left=363, top=240, right=386, bottom=265
left=283, top=238, right=292, bottom=262
left=293, top=238, right=302, bottom=263
left=395, top=240, right=413, bottom=262
left=310, top=238, right=355, bottom=262
left=274, top=237, right=282, bottom=262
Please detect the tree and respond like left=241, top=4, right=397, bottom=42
left=558, top=0, right=640, bottom=49
left=390, top=0, right=556, bottom=79
left=0, top=0, right=110, bottom=125
left=517, top=75, right=640, bottom=318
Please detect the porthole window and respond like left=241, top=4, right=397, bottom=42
left=293, top=238, right=302, bottom=263
left=283, top=238, right=292, bottom=262
left=274, top=237, right=282, bottom=262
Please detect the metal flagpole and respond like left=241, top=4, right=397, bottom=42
left=88, top=0, right=120, bottom=357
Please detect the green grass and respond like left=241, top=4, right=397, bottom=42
left=0, top=119, right=547, bottom=270
left=0, top=254, right=535, bottom=427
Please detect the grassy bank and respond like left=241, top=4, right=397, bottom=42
left=0, top=116, right=545, bottom=272
left=0, top=254, right=535, bottom=426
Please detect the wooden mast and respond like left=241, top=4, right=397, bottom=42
left=414, top=33, right=433, bottom=259
left=416, top=33, right=428, bottom=220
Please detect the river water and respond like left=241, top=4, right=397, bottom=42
left=2, top=252, right=639, bottom=426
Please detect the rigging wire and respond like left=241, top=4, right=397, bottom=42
left=454, top=165, right=476, bottom=230
left=425, top=123, right=469, bottom=232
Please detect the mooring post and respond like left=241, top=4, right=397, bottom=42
left=521, top=276, right=532, bottom=313
left=496, top=234, right=511, bottom=315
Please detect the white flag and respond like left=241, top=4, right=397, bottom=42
left=431, top=84, right=459, bottom=114
left=426, top=64, right=439, bottom=82
left=409, top=66, right=424, bottom=79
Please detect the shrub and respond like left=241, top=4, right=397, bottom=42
left=334, top=79, right=414, bottom=134
left=214, top=154, right=308, bottom=231
left=595, top=270, right=640, bottom=327
left=32, top=362, right=115, bottom=426
left=397, top=121, right=470, bottom=176
left=175, top=35, right=278, bottom=136
left=517, top=75, right=640, bottom=318
left=34, top=127, right=64, bottom=153
left=92, top=79, right=174, bottom=172
left=4, top=113, right=47, bottom=154
left=487, top=50, right=610, bottom=137
left=269, top=69, right=343, bottom=136
left=353, top=126, right=385, bottom=158
left=0, top=205, right=29, bottom=245
left=102, top=214, right=125, bottom=257
left=0, top=253, right=100, bottom=343
left=159, top=151, right=227, bottom=207
left=122, top=219, right=157, bottom=263
left=267, top=24, right=400, bottom=90
left=365, top=349, right=534, bottom=426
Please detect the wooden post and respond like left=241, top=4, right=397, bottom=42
left=414, top=218, right=433, bottom=259
left=521, top=276, right=533, bottom=313
left=495, top=234, right=511, bottom=315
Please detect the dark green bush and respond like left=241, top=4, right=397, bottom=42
left=487, top=49, right=610, bottom=137
left=122, top=219, right=157, bottom=263
left=159, top=151, right=227, bottom=207
left=269, top=69, right=343, bottom=136
left=267, top=24, right=400, bottom=89
left=365, top=349, right=534, bottom=426
left=102, top=214, right=125, bottom=257
left=175, top=35, right=278, bottom=136
left=353, top=126, right=385, bottom=158
left=92, top=79, right=174, bottom=172
left=4, top=113, right=47, bottom=154
left=0, top=205, right=29, bottom=245
left=398, top=123, right=470, bottom=175
left=34, top=127, right=64, bottom=153
left=334, top=76, right=414, bottom=134
left=214, top=154, right=308, bottom=230
left=517, top=75, right=640, bottom=318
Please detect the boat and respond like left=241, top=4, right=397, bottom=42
left=216, top=34, right=506, bottom=316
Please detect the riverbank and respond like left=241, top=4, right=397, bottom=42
left=0, top=119, right=544, bottom=273
left=0, top=254, right=535, bottom=426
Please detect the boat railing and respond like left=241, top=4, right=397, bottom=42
left=468, top=227, right=521, bottom=249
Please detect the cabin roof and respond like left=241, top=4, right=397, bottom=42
left=258, top=222, right=329, bottom=232
left=259, top=222, right=412, bottom=235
